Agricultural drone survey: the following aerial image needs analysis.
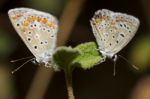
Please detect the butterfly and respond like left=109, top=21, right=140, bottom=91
left=8, top=8, right=59, bottom=73
left=90, top=9, right=140, bottom=75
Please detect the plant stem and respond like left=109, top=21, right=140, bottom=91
left=65, top=71, right=75, bottom=99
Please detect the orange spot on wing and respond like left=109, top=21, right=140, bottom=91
left=42, top=18, right=48, bottom=24
left=21, top=28, right=26, bottom=32
left=37, top=17, right=42, bottom=22
left=95, top=19, right=101, bottom=24
left=32, top=16, right=37, bottom=21
left=102, top=15, right=109, bottom=20
left=12, top=16, right=16, bottom=19
left=48, top=22, right=55, bottom=28
left=27, top=17, right=33, bottom=22
left=16, top=14, right=22, bottom=17
left=26, top=16, right=37, bottom=22
left=111, top=21, right=115, bottom=25
left=23, top=21, right=29, bottom=26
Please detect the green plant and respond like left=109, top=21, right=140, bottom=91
left=52, top=42, right=102, bottom=99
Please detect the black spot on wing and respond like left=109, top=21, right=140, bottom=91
left=116, top=40, right=119, bottom=43
left=119, top=24, right=123, bottom=27
left=129, top=30, right=131, bottom=33
left=27, top=38, right=31, bottom=41
left=40, top=42, right=43, bottom=44
left=127, top=27, right=129, bottom=29
left=34, top=46, right=37, bottom=49
left=120, top=33, right=125, bottom=37
left=28, top=31, right=32, bottom=34
left=45, top=41, right=48, bottom=44
left=47, top=30, right=50, bottom=32
left=30, top=25, right=33, bottom=27
left=17, top=23, right=20, bottom=27
left=109, top=43, right=112, bottom=46
left=123, top=24, right=126, bottom=27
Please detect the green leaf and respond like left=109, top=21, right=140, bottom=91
left=52, top=42, right=103, bottom=71
left=73, top=42, right=102, bottom=69
left=52, top=46, right=80, bottom=71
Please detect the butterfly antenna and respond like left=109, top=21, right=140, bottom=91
left=118, top=55, right=139, bottom=70
left=10, top=56, right=34, bottom=62
left=113, top=60, right=117, bottom=76
left=11, top=58, right=35, bottom=74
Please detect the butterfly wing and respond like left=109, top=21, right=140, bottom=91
left=90, top=9, right=139, bottom=57
left=8, top=8, right=58, bottom=63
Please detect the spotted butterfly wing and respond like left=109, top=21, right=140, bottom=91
left=8, top=8, right=58, bottom=66
left=90, top=9, right=140, bottom=58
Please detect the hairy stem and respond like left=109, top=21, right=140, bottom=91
left=65, top=71, right=75, bottom=99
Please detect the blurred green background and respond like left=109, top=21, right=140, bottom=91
left=0, top=0, right=150, bottom=99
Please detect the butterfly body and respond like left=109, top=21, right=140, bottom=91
left=8, top=8, right=58, bottom=67
left=90, top=9, right=140, bottom=61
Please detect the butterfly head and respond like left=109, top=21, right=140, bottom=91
left=100, top=50, right=114, bottom=59
left=35, top=52, right=52, bottom=64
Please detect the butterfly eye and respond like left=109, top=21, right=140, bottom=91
left=112, top=55, right=116, bottom=60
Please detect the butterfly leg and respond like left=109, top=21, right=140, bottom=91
left=112, top=55, right=118, bottom=76
left=44, top=62, right=52, bottom=68
left=101, top=55, right=106, bottom=63
left=96, top=48, right=106, bottom=63
left=94, top=55, right=106, bottom=67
